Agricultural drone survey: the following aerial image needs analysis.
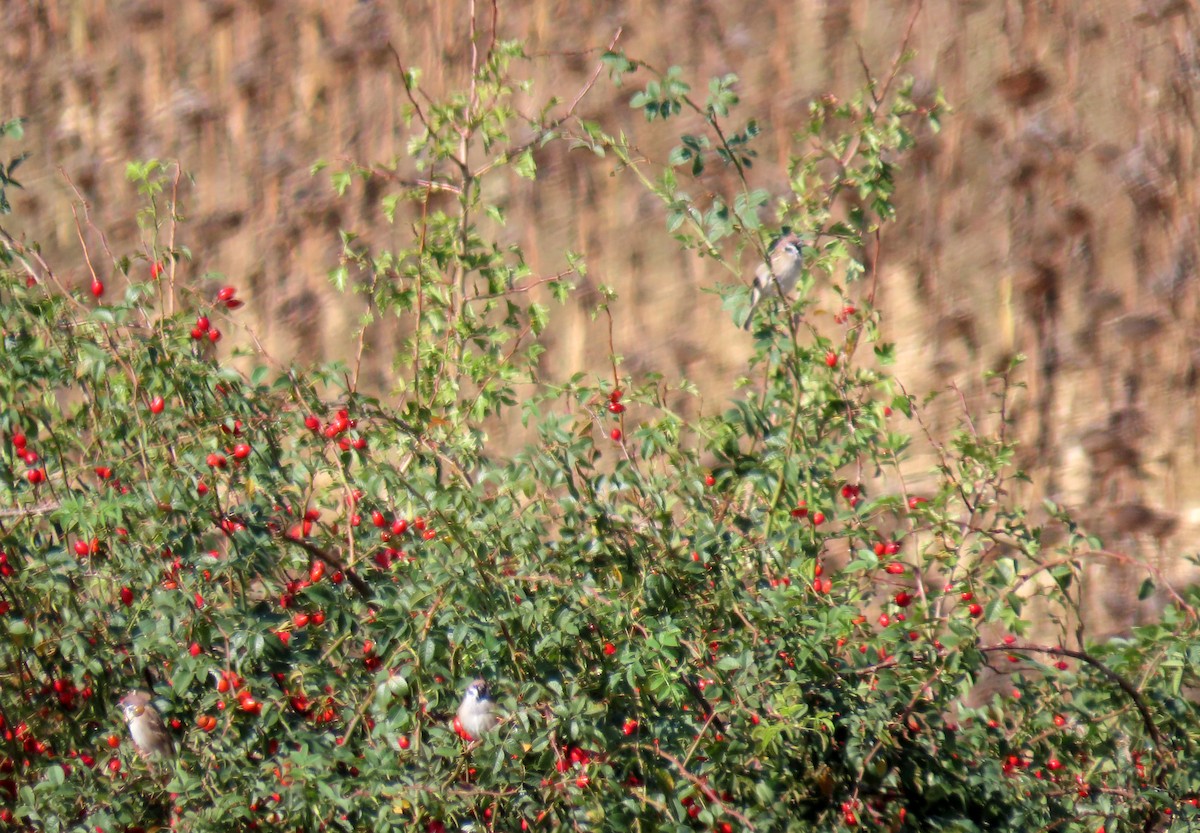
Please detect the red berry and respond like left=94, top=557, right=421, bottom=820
left=968, top=603, right=983, bottom=617
left=304, top=415, right=320, bottom=431
left=225, top=299, right=245, bottom=310
left=106, top=734, right=120, bottom=749
left=309, top=561, right=326, bottom=583
left=603, top=642, right=616, bottom=656
left=206, top=453, right=227, bottom=469
left=11, top=432, right=26, bottom=449
left=232, top=443, right=251, bottom=460
left=151, top=261, right=164, bottom=280
left=391, top=519, right=408, bottom=535
left=208, top=328, right=222, bottom=343
left=894, top=591, right=912, bottom=607
left=607, top=401, right=625, bottom=414
left=704, top=474, right=716, bottom=487
left=398, top=736, right=410, bottom=750
left=812, top=511, right=825, bottom=525
left=26, top=468, right=45, bottom=484
left=884, top=562, right=905, bottom=575
left=189, top=642, right=202, bottom=657
left=149, top=396, right=165, bottom=414
left=239, top=696, right=261, bottom=714
left=119, top=587, right=134, bottom=607
left=824, top=351, right=837, bottom=367
left=623, top=719, right=638, bottom=735
left=371, top=511, right=386, bottom=528
left=610, top=428, right=622, bottom=441
left=217, top=286, right=237, bottom=302
left=90, top=279, right=104, bottom=298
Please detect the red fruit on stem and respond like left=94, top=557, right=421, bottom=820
left=149, top=396, right=165, bottom=414
left=217, top=286, right=237, bottom=302
left=90, top=279, right=104, bottom=298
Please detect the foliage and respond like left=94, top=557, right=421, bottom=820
left=1, top=29, right=1199, bottom=833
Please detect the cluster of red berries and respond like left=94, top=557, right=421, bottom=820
left=840, top=482, right=862, bottom=508
left=190, top=314, right=220, bottom=343
left=11, top=431, right=47, bottom=485
left=606, top=389, right=624, bottom=441
left=304, top=409, right=368, bottom=452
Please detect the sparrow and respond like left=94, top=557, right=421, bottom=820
left=119, top=689, right=174, bottom=761
left=454, top=678, right=498, bottom=741
left=743, top=232, right=805, bottom=330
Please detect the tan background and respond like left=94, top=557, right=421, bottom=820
left=2, top=0, right=1198, bottom=633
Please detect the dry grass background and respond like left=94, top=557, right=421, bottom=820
left=2, top=0, right=1199, bottom=635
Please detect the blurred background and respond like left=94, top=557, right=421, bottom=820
left=1, top=0, right=1198, bottom=633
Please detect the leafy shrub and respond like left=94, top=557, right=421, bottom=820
left=1, top=37, right=1198, bottom=833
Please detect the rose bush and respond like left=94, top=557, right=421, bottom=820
left=1, top=37, right=1198, bottom=833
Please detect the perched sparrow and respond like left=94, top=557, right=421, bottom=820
left=119, top=690, right=174, bottom=761
left=743, top=233, right=805, bottom=330
left=453, top=678, right=498, bottom=741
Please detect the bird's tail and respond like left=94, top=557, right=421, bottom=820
left=742, top=291, right=761, bottom=331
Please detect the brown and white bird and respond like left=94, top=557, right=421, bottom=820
left=743, top=233, right=805, bottom=330
left=453, top=678, right=498, bottom=741
left=119, top=690, right=174, bottom=761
